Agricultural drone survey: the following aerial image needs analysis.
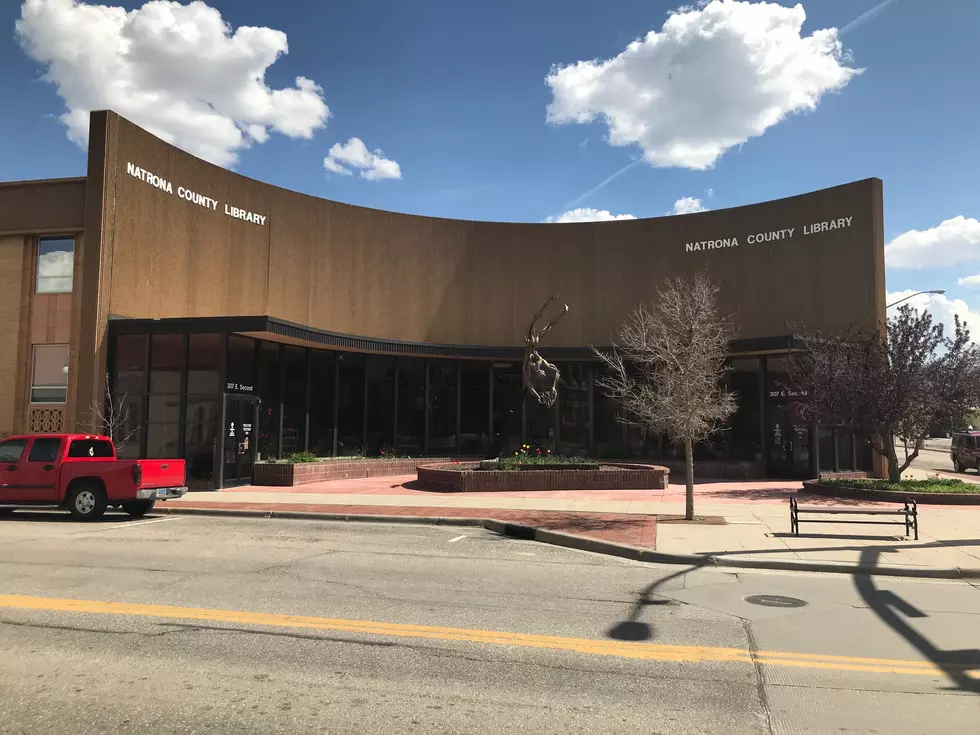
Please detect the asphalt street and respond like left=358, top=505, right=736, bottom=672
left=0, top=514, right=978, bottom=734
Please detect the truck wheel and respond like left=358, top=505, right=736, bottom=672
left=121, top=498, right=156, bottom=518
left=0, top=508, right=14, bottom=516
left=953, top=459, right=964, bottom=473
left=68, top=484, right=107, bottom=521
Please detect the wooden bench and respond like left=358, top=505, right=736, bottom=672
left=790, top=496, right=918, bottom=540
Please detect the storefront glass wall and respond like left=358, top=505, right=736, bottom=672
left=110, top=328, right=877, bottom=487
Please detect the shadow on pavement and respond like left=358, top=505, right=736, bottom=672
left=609, top=538, right=980, bottom=694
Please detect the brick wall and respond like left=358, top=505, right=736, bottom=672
left=417, top=463, right=669, bottom=492
left=253, top=457, right=457, bottom=486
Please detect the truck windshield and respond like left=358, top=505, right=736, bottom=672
left=67, top=439, right=115, bottom=458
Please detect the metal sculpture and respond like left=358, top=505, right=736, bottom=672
left=523, top=295, right=569, bottom=408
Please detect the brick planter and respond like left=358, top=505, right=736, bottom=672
left=417, top=462, right=669, bottom=492
left=253, top=457, right=456, bottom=486
left=802, top=480, right=980, bottom=505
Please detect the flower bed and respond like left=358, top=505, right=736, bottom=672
left=417, top=462, right=669, bottom=492
left=803, top=478, right=980, bottom=505
left=253, top=457, right=456, bottom=486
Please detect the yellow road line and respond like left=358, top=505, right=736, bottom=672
left=0, top=594, right=957, bottom=677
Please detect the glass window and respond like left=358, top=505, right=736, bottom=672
left=428, top=361, right=457, bottom=455
left=149, top=334, right=184, bottom=394
left=227, top=335, right=256, bottom=392
left=366, top=357, right=395, bottom=455
left=67, top=439, right=115, bottom=458
left=491, top=363, right=522, bottom=457
left=395, top=359, right=424, bottom=455
left=146, top=423, right=179, bottom=459
left=36, top=237, right=74, bottom=293
left=557, top=363, right=589, bottom=455
left=28, top=438, right=62, bottom=462
left=255, top=341, right=281, bottom=459
left=526, top=396, right=556, bottom=452
left=729, top=358, right=762, bottom=461
left=593, top=363, right=624, bottom=458
left=459, top=361, right=489, bottom=457
left=336, top=354, right=365, bottom=456
left=0, top=439, right=27, bottom=462
left=187, top=334, right=221, bottom=394
left=282, top=346, right=308, bottom=455
left=114, top=335, right=147, bottom=396
left=31, top=344, right=69, bottom=403
left=309, top=350, right=335, bottom=457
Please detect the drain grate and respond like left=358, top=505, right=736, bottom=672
left=745, top=594, right=807, bottom=608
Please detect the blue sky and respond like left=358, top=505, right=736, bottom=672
left=2, top=0, right=979, bottom=333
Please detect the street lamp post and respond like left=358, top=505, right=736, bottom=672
left=886, top=289, right=945, bottom=309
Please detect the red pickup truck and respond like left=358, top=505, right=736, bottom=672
left=0, top=434, right=187, bottom=520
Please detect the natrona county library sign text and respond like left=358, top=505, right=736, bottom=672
left=684, top=216, right=853, bottom=253
left=124, top=162, right=267, bottom=225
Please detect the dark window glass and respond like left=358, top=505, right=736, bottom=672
left=556, top=363, right=589, bottom=455
left=818, top=426, right=834, bottom=471
left=836, top=429, right=854, bottom=470
left=37, top=237, right=74, bottom=293
left=28, top=438, right=62, bottom=462
left=67, top=439, right=115, bottom=458
left=188, top=334, right=221, bottom=394
left=114, top=335, right=146, bottom=396
left=0, top=439, right=27, bottom=462
left=491, top=363, right=522, bottom=457
left=459, top=362, right=489, bottom=457
left=148, top=394, right=181, bottom=423
left=593, top=363, right=624, bottom=458
left=766, top=356, right=811, bottom=478
left=526, top=396, right=556, bottom=452
left=282, top=346, right=308, bottom=456
left=366, top=357, right=394, bottom=455
left=116, top=429, right=142, bottom=460
left=149, top=334, right=184, bottom=394
left=428, top=361, right=457, bottom=455
left=255, top=341, right=280, bottom=459
left=396, top=359, right=424, bottom=455
left=336, top=354, right=365, bottom=456
left=146, top=423, right=180, bottom=459
left=185, top=418, right=217, bottom=485
left=227, top=335, right=256, bottom=392
left=309, top=350, right=335, bottom=457
left=729, top=358, right=762, bottom=461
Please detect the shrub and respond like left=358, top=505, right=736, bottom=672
left=286, top=451, right=319, bottom=463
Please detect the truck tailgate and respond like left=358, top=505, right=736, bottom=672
left=136, top=459, right=186, bottom=489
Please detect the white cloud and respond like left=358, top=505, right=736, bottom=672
left=545, top=0, right=860, bottom=170
left=885, top=216, right=980, bottom=269
left=37, top=248, right=73, bottom=279
left=887, top=290, right=980, bottom=344
left=668, top=196, right=708, bottom=215
left=15, top=0, right=330, bottom=167
left=959, top=275, right=980, bottom=289
left=323, top=138, right=402, bottom=181
left=545, top=208, right=637, bottom=223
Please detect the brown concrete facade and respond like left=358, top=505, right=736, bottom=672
left=0, top=110, right=886, bottom=440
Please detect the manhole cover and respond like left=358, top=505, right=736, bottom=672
left=745, top=595, right=807, bottom=608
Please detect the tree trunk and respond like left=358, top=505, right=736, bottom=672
left=884, top=441, right=902, bottom=483
left=684, top=438, right=694, bottom=521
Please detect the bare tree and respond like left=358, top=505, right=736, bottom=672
left=789, top=306, right=980, bottom=482
left=593, top=274, right=737, bottom=520
left=90, top=374, right=137, bottom=451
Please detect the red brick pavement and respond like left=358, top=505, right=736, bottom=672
left=165, top=501, right=658, bottom=549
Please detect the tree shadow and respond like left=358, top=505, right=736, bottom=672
left=608, top=538, right=980, bottom=693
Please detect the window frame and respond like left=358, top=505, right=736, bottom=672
left=35, top=236, right=75, bottom=294
left=30, top=344, right=70, bottom=405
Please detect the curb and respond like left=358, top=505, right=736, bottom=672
left=157, top=505, right=980, bottom=580
left=803, top=480, right=980, bottom=505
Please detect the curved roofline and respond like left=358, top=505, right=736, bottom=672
left=99, top=110, right=879, bottom=227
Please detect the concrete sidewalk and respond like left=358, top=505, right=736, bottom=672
left=165, top=476, right=980, bottom=576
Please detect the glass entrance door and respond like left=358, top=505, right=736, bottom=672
left=221, top=394, right=258, bottom=487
